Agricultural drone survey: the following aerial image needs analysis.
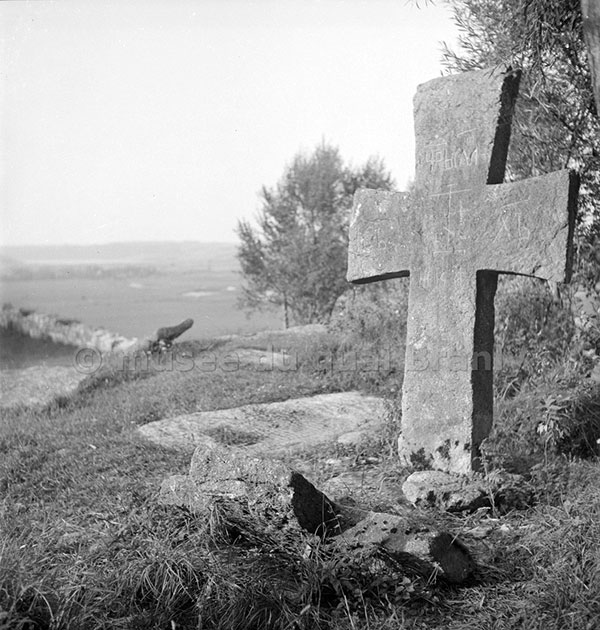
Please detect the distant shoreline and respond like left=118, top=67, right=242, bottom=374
left=0, top=240, right=283, bottom=344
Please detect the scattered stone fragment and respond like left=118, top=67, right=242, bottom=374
left=428, top=533, right=477, bottom=584
left=402, top=470, right=529, bottom=513
left=161, top=442, right=292, bottom=517
left=402, top=471, right=490, bottom=512
left=289, top=471, right=342, bottom=536
left=339, top=512, right=407, bottom=551
left=322, top=471, right=380, bottom=502
left=160, top=443, right=476, bottom=584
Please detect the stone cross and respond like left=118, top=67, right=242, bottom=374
left=347, top=68, right=578, bottom=474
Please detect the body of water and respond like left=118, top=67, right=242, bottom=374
left=0, top=328, right=77, bottom=370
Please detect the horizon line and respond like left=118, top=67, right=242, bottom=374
left=0, top=239, right=240, bottom=250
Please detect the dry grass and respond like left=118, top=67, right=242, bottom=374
left=1, top=330, right=599, bottom=629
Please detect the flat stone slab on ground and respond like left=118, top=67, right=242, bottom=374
left=138, top=391, right=386, bottom=455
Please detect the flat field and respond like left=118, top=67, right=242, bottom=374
left=0, top=242, right=282, bottom=341
left=0, top=269, right=281, bottom=339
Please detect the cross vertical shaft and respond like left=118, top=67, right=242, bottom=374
left=348, top=68, right=577, bottom=473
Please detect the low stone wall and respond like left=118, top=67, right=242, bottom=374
left=0, top=304, right=136, bottom=353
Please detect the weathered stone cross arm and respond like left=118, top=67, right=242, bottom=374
left=347, top=67, right=578, bottom=474
left=348, top=169, right=577, bottom=286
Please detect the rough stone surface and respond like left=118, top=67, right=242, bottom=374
left=402, top=471, right=489, bottom=512
left=402, top=470, right=529, bottom=513
left=322, top=470, right=393, bottom=504
left=347, top=67, right=578, bottom=474
left=138, top=391, right=386, bottom=455
left=159, top=443, right=363, bottom=530
left=339, top=511, right=408, bottom=551
left=583, top=0, right=600, bottom=112
left=160, top=442, right=476, bottom=584
left=160, top=443, right=294, bottom=517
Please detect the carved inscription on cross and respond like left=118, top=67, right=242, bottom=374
left=347, top=68, right=578, bottom=474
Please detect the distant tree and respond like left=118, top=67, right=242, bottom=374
left=236, top=143, right=394, bottom=327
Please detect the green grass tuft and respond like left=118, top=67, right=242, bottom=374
left=1, top=326, right=600, bottom=629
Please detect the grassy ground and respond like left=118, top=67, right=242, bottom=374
left=1, top=329, right=599, bottom=629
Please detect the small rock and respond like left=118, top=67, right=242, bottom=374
left=428, top=533, right=477, bottom=584
left=402, top=470, right=490, bottom=512
left=337, top=431, right=365, bottom=446
left=337, top=513, right=476, bottom=584
left=402, top=470, right=528, bottom=513
left=322, top=472, right=370, bottom=500
left=340, top=512, right=407, bottom=552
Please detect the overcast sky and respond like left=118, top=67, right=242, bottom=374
left=1, top=0, right=458, bottom=247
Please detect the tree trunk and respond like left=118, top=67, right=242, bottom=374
left=283, top=293, right=289, bottom=329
